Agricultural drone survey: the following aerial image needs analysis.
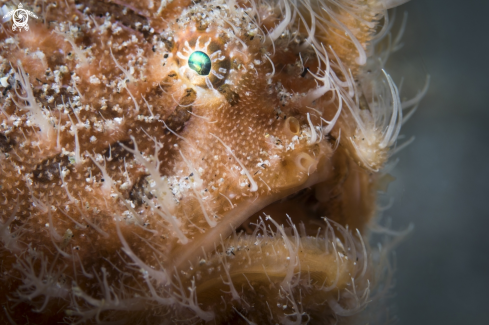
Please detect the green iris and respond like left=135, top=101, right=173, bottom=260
left=188, top=51, right=211, bottom=76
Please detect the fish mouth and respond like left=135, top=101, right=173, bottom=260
left=163, top=143, right=376, bottom=322
left=167, top=139, right=362, bottom=269
left=170, top=177, right=327, bottom=277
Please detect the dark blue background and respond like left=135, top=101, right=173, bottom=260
left=385, top=0, right=489, bottom=323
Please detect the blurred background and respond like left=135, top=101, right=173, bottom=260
left=384, top=0, right=489, bottom=324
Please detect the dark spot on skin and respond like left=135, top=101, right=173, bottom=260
left=301, top=67, right=310, bottom=78
left=150, top=82, right=167, bottom=97
left=2, top=84, right=12, bottom=96
left=197, top=20, right=209, bottom=31
left=179, top=88, right=197, bottom=106
left=163, top=53, right=169, bottom=59
left=103, top=140, right=134, bottom=161
left=32, top=154, right=70, bottom=183
left=218, top=84, right=239, bottom=106
left=158, top=71, right=179, bottom=91
left=162, top=38, right=174, bottom=51
left=129, top=175, right=153, bottom=206
left=162, top=89, right=195, bottom=133
left=164, top=71, right=178, bottom=83
left=47, top=49, right=68, bottom=67
left=0, top=133, right=15, bottom=153
left=152, top=45, right=156, bottom=52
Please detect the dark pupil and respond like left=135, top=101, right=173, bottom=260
left=188, top=51, right=211, bottom=76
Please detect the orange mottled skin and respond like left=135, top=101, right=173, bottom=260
left=0, top=0, right=410, bottom=324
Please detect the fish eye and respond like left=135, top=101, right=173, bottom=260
left=188, top=51, right=211, bottom=76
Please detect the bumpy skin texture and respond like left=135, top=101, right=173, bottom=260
left=0, top=0, right=415, bottom=324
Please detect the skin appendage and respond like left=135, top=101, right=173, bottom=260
left=0, top=0, right=425, bottom=324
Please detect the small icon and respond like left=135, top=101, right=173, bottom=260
left=2, top=3, right=38, bottom=32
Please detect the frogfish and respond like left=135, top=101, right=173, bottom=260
left=0, top=0, right=425, bottom=324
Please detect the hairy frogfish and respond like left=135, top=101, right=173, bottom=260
left=0, top=0, right=427, bottom=324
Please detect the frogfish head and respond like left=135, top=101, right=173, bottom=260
left=0, top=0, right=422, bottom=324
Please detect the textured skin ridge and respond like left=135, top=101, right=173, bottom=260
left=0, top=0, right=419, bottom=324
